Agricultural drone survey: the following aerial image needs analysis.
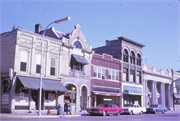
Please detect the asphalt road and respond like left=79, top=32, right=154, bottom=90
left=1, top=112, right=180, bottom=121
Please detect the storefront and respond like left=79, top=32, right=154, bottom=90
left=1, top=76, right=67, bottom=112
left=91, top=85, right=121, bottom=107
left=122, top=82, right=144, bottom=107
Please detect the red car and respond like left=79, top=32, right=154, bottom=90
left=87, top=103, right=124, bottom=116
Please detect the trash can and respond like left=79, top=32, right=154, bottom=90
left=57, top=104, right=63, bottom=115
left=64, top=103, right=71, bottom=115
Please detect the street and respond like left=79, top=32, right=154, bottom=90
left=1, top=112, right=179, bottom=121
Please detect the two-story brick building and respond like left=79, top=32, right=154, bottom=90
left=91, top=53, right=122, bottom=107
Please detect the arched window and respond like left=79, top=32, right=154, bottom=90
left=123, top=49, right=128, bottom=62
left=73, top=41, right=82, bottom=49
left=130, top=51, right=135, bottom=64
left=137, top=54, right=141, bottom=66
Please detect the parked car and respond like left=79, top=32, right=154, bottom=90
left=146, top=104, right=168, bottom=114
left=87, top=103, right=124, bottom=116
left=122, top=104, right=146, bottom=115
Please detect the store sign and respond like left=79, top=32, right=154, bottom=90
left=2, top=93, right=9, bottom=104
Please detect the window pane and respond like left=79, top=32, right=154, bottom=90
left=73, top=41, right=82, bottom=49
left=112, top=70, right=115, bottom=80
left=102, top=68, right=105, bottom=79
left=93, top=66, right=97, bottom=77
left=98, top=67, right=101, bottom=78
left=20, top=62, right=26, bottom=71
left=20, top=51, right=28, bottom=62
left=130, top=74, right=134, bottom=82
left=36, top=65, right=40, bottom=73
left=108, top=70, right=111, bottom=80
left=116, top=71, right=119, bottom=80
left=51, top=58, right=56, bottom=67
left=36, top=54, right=41, bottom=65
left=123, top=73, right=127, bottom=81
left=50, top=67, right=55, bottom=75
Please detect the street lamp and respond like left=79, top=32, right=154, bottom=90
left=38, top=16, right=71, bottom=116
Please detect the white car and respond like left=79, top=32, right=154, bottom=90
left=122, top=104, right=146, bottom=115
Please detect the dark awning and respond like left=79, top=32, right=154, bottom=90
left=71, top=54, right=89, bottom=65
left=18, top=76, right=67, bottom=92
left=174, top=93, right=180, bottom=99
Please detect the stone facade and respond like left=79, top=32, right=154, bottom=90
left=1, top=24, right=92, bottom=113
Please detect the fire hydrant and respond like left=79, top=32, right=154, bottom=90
left=47, top=109, right=51, bottom=115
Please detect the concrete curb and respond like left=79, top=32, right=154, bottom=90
left=0, top=115, right=81, bottom=118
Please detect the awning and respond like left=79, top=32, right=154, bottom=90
left=123, top=92, right=146, bottom=96
left=92, top=91, right=121, bottom=96
left=71, top=54, right=89, bottom=65
left=174, top=93, right=180, bottom=99
left=18, top=76, right=67, bottom=92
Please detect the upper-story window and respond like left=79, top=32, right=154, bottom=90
left=36, top=54, right=41, bottom=73
left=73, top=41, right=82, bottom=49
left=137, top=54, right=141, bottom=66
left=130, top=51, right=135, bottom=64
left=50, top=58, right=56, bottom=76
left=108, top=69, right=119, bottom=81
left=20, top=51, right=28, bottom=72
left=93, top=66, right=97, bottom=77
left=136, top=71, right=141, bottom=83
left=123, top=49, right=128, bottom=62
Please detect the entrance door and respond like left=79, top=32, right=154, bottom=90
left=31, top=90, right=38, bottom=110
left=81, top=86, right=87, bottom=110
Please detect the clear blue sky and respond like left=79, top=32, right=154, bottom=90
left=1, top=0, right=180, bottom=71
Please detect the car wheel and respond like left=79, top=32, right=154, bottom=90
left=103, top=110, right=107, bottom=116
left=154, top=110, right=157, bottom=114
left=129, top=111, right=133, bottom=115
left=117, top=111, right=121, bottom=116
left=162, top=110, right=165, bottom=114
left=139, top=111, right=143, bottom=115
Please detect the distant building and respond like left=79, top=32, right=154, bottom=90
left=172, top=70, right=180, bottom=111
left=143, top=65, right=173, bottom=109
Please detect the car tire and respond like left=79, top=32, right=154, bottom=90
left=129, top=111, right=133, bottom=115
left=162, top=110, right=165, bottom=114
left=154, top=110, right=157, bottom=114
left=139, top=111, right=143, bottom=115
left=117, top=111, right=121, bottom=116
left=103, top=110, right=107, bottom=116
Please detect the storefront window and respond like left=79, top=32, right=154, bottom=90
left=123, top=86, right=142, bottom=93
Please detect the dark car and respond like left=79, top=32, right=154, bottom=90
left=146, top=104, right=168, bottom=114
left=87, top=103, right=124, bottom=116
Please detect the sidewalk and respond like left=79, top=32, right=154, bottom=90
left=0, top=110, right=87, bottom=118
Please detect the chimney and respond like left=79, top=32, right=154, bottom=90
left=35, top=24, right=42, bottom=34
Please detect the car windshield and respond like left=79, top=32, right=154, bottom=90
left=150, top=105, right=158, bottom=108
left=124, top=104, right=134, bottom=107
left=97, top=104, right=109, bottom=107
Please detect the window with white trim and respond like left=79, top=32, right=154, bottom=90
left=50, top=58, right=56, bottom=76
left=36, top=54, right=41, bottom=73
left=102, top=68, right=105, bottom=79
left=123, top=68, right=128, bottom=81
left=98, top=67, right=101, bottom=78
left=112, top=70, right=115, bottom=80
left=136, top=71, right=141, bottom=83
left=93, top=66, right=97, bottom=77
left=108, top=70, right=111, bottom=80
left=116, top=71, right=119, bottom=81
left=20, top=51, right=28, bottom=72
